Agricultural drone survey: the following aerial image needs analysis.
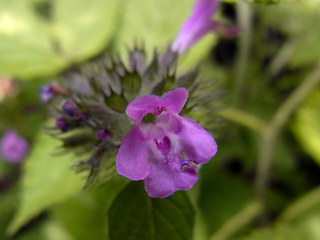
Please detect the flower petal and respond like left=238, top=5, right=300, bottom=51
left=116, top=126, right=150, bottom=180
left=172, top=0, right=220, bottom=53
left=126, top=95, right=161, bottom=122
left=144, top=156, right=198, bottom=198
left=156, top=111, right=182, bottom=134
left=161, top=88, right=188, bottom=114
left=179, top=117, right=217, bottom=164
left=39, top=85, right=54, bottom=104
left=193, top=0, right=220, bottom=18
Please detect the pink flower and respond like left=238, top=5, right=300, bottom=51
left=0, top=130, right=29, bottom=163
left=172, top=0, right=239, bottom=54
left=116, top=88, right=217, bottom=198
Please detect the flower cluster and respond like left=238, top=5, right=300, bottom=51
left=41, top=0, right=235, bottom=197
left=41, top=48, right=194, bottom=187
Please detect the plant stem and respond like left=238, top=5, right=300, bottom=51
left=217, top=107, right=267, bottom=133
left=233, top=1, right=252, bottom=103
left=268, top=39, right=297, bottom=77
left=209, top=201, right=262, bottom=240
left=255, top=61, right=320, bottom=203
left=278, top=185, right=320, bottom=223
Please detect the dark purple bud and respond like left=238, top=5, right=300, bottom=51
left=0, top=130, right=29, bottom=163
left=96, top=128, right=111, bottom=142
left=56, top=117, right=69, bottom=132
left=62, top=101, right=79, bottom=117
left=40, top=85, right=55, bottom=104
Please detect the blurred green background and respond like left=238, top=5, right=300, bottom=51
left=1, top=0, right=320, bottom=240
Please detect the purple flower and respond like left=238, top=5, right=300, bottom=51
left=116, top=88, right=217, bottom=198
left=62, top=100, right=89, bottom=120
left=172, top=0, right=239, bottom=54
left=56, top=117, right=70, bottom=132
left=40, top=85, right=55, bottom=105
left=40, top=82, right=69, bottom=104
left=62, top=101, right=79, bottom=116
left=0, top=130, right=29, bottom=163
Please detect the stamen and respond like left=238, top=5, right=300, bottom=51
left=181, top=161, right=197, bottom=172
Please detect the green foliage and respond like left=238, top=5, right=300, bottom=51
left=222, top=0, right=281, bottom=3
left=52, top=176, right=128, bottom=240
left=113, top=0, right=193, bottom=53
left=122, top=72, right=142, bottom=101
left=258, top=0, right=320, bottom=67
left=0, top=0, right=120, bottom=79
left=1, top=0, right=320, bottom=240
left=0, top=186, right=19, bottom=239
left=52, top=0, right=120, bottom=61
left=198, top=168, right=252, bottom=236
left=0, top=0, right=220, bottom=80
left=7, top=132, right=84, bottom=235
left=112, top=0, right=216, bottom=70
left=0, top=0, right=66, bottom=79
left=292, top=89, right=320, bottom=165
left=108, top=181, right=195, bottom=240
left=237, top=211, right=320, bottom=240
left=0, top=80, right=47, bottom=139
left=104, top=94, right=128, bottom=113
left=12, top=219, right=74, bottom=240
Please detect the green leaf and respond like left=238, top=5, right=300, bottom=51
left=113, top=0, right=230, bottom=70
left=105, top=94, right=128, bottom=113
left=239, top=187, right=320, bottom=240
left=291, top=89, right=320, bottom=165
left=237, top=214, right=320, bottom=240
left=52, top=176, right=128, bottom=240
left=0, top=0, right=66, bottom=79
left=113, top=0, right=192, bottom=53
left=108, top=181, right=195, bottom=240
left=113, top=0, right=217, bottom=66
left=291, top=22, right=320, bottom=67
left=52, top=0, right=121, bottom=61
left=198, top=169, right=252, bottom=236
left=122, top=72, right=142, bottom=102
left=258, top=1, right=320, bottom=67
left=0, top=0, right=121, bottom=79
left=179, top=34, right=218, bottom=71
left=7, top=132, right=84, bottom=235
left=12, top=218, right=75, bottom=240
left=0, top=186, right=19, bottom=239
